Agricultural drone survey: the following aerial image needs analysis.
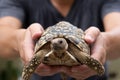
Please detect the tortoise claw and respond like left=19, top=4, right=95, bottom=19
left=22, top=49, right=50, bottom=80
left=85, top=56, right=105, bottom=76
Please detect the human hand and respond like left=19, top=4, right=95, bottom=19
left=59, top=27, right=107, bottom=80
left=17, top=23, right=62, bottom=76
left=18, top=23, right=44, bottom=63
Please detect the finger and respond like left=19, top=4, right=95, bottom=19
left=29, top=23, right=44, bottom=40
left=91, top=35, right=106, bottom=64
left=85, top=27, right=100, bottom=44
left=36, top=63, right=51, bottom=72
left=21, top=23, right=44, bottom=64
left=68, top=65, right=96, bottom=79
left=21, top=29, right=34, bottom=64
left=35, top=64, right=61, bottom=76
left=71, top=65, right=96, bottom=74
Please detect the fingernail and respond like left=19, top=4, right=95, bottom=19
left=32, top=32, right=42, bottom=40
left=86, top=34, right=92, bottom=40
left=85, top=35, right=94, bottom=43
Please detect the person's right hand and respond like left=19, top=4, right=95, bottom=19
left=17, top=23, right=44, bottom=64
left=17, top=23, right=64, bottom=76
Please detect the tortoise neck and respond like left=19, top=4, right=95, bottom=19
left=53, top=51, right=65, bottom=58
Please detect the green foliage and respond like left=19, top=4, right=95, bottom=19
left=0, top=60, right=22, bottom=80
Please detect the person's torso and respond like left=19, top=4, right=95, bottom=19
left=21, top=0, right=107, bottom=80
left=23, top=0, right=105, bottom=31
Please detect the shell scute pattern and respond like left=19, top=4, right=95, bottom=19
left=22, top=21, right=105, bottom=80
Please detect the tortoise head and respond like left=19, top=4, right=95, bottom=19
left=50, top=38, right=68, bottom=58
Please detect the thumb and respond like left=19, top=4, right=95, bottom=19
left=29, top=23, right=44, bottom=40
left=22, top=23, right=44, bottom=64
left=84, top=27, right=100, bottom=44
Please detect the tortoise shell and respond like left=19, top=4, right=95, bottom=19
left=22, top=21, right=105, bottom=80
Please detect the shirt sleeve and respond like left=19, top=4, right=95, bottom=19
left=102, top=0, right=120, bottom=18
left=0, top=0, right=25, bottom=22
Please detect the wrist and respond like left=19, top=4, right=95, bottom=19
left=102, top=31, right=120, bottom=60
left=0, top=27, right=25, bottom=59
left=15, top=29, right=26, bottom=56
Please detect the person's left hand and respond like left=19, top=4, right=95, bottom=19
left=58, top=27, right=107, bottom=80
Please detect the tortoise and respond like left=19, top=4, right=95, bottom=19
left=22, top=21, right=105, bottom=80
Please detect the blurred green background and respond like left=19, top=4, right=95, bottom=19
left=0, top=59, right=22, bottom=80
left=0, top=58, right=120, bottom=80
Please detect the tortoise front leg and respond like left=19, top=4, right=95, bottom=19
left=22, top=50, right=47, bottom=80
left=84, top=56, right=105, bottom=76
left=22, top=56, right=41, bottom=80
left=68, top=43, right=105, bottom=76
left=71, top=51, right=105, bottom=76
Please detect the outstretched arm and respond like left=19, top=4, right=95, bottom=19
left=0, top=16, right=60, bottom=77
left=0, top=16, right=23, bottom=59
left=103, top=12, right=120, bottom=60
left=63, top=12, right=120, bottom=79
left=0, top=16, right=43, bottom=62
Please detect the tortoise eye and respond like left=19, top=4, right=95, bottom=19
left=59, top=40, right=63, bottom=44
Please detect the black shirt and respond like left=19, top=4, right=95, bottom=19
left=0, top=0, right=120, bottom=30
left=24, top=0, right=105, bottom=31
